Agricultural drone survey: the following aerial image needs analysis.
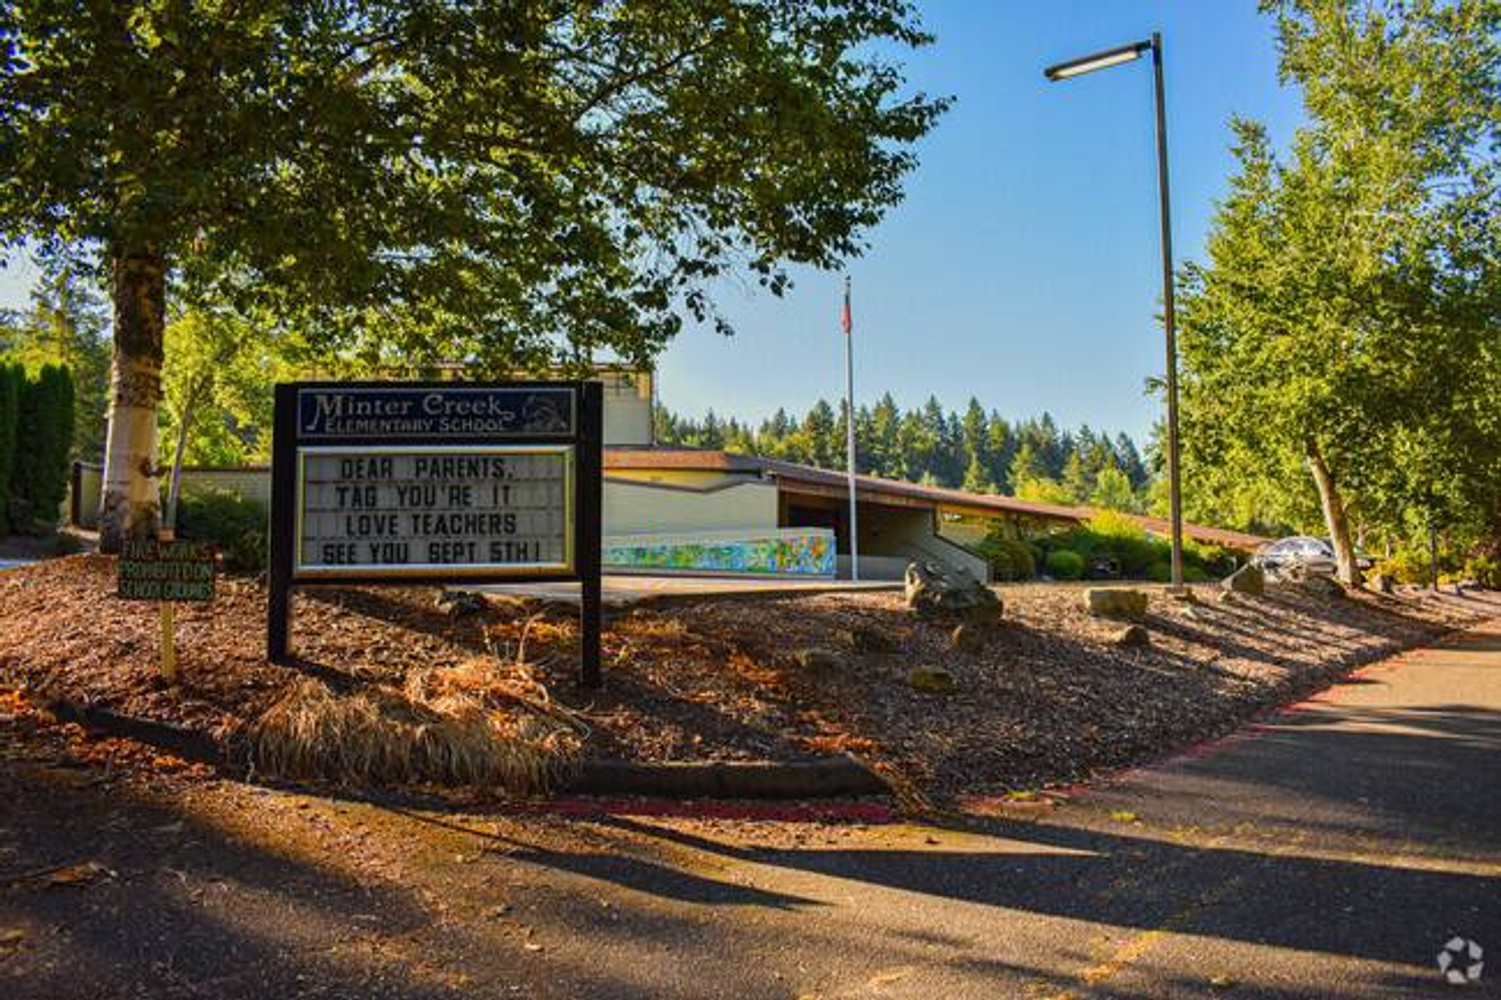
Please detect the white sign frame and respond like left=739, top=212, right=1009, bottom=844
left=292, top=443, right=576, bottom=579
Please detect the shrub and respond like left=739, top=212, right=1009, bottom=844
left=1465, top=554, right=1500, bottom=589
left=1372, top=552, right=1426, bottom=585
left=1184, top=540, right=1237, bottom=578
left=1047, top=514, right=1159, bottom=579
left=1045, top=549, right=1085, bottom=580
left=1372, top=546, right=1465, bottom=586
left=978, top=532, right=1037, bottom=581
left=176, top=488, right=268, bottom=571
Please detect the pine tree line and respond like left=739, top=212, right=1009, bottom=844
left=655, top=394, right=1154, bottom=511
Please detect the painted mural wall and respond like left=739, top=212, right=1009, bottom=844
left=603, top=528, right=836, bottom=577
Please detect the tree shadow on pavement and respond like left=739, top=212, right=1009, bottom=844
left=571, top=700, right=1500, bottom=971
left=0, top=762, right=471, bottom=1000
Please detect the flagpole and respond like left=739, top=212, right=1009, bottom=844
left=843, top=276, right=860, bottom=582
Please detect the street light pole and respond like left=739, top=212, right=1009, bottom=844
left=1045, top=32, right=1186, bottom=592
left=1149, top=34, right=1186, bottom=593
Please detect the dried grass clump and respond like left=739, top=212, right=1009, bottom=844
left=249, top=658, right=585, bottom=795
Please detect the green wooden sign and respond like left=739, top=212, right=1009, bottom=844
left=117, top=539, right=217, bottom=602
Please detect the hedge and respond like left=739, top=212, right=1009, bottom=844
left=0, top=364, right=20, bottom=534
left=5, top=364, right=74, bottom=534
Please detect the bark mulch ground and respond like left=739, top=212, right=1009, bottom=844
left=2, top=555, right=1495, bottom=801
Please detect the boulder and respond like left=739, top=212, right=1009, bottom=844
left=1222, top=563, right=1265, bottom=596
left=950, top=623, right=987, bottom=652
left=1083, top=588, right=1148, bottom=620
left=908, top=666, right=955, bottom=695
left=1113, top=624, right=1150, bottom=648
left=793, top=648, right=842, bottom=672
left=904, top=561, right=1003, bottom=625
left=435, top=590, right=488, bottom=616
left=1300, top=574, right=1345, bottom=599
left=847, top=625, right=898, bottom=654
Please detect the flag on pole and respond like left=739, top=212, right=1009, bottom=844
left=841, top=276, right=852, bottom=335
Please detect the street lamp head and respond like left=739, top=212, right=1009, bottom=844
left=1043, top=39, right=1152, bottom=82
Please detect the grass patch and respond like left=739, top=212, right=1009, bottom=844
left=248, top=658, right=585, bottom=794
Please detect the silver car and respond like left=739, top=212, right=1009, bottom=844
left=1253, top=536, right=1338, bottom=575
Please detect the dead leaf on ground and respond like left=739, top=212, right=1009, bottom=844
left=8, top=860, right=117, bottom=889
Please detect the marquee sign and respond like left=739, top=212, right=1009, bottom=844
left=295, top=445, right=574, bottom=577
left=268, top=381, right=603, bottom=685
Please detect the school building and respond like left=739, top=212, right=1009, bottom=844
left=71, top=370, right=1266, bottom=580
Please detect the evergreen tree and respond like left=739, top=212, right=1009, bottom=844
left=0, top=363, right=20, bottom=533
left=697, top=411, right=726, bottom=450
left=987, top=411, right=1015, bottom=492
left=653, top=396, right=1155, bottom=507
left=803, top=399, right=838, bottom=469
left=1091, top=465, right=1140, bottom=513
left=853, top=405, right=875, bottom=475
left=868, top=393, right=901, bottom=477
left=1009, top=441, right=1048, bottom=493
left=653, top=406, right=681, bottom=446
left=13, top=364, right=75, bottom=531
left=962, top=451, right=994, bottom=494
left=1060, top=450, right=1093, bottom=504
left=1115, top=432, right=1149, bottom=490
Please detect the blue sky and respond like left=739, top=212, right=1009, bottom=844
left=0, top=1, right=1305, bottom=442
left=657, top=0, right=1305, bottom=439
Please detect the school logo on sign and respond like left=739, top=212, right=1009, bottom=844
left=296, top=386, right=576, bottom=440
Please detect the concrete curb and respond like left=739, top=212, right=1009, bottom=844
left=568, top=757, right=888, bottom=799
left=41, top=699, right=890, bottom=801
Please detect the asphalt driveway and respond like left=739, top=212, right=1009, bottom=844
left=2, top=619, right=1496, bottom=999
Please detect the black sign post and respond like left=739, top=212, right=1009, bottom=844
left=268, top=380, right=604, bottom=688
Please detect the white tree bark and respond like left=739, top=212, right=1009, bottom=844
left=98, top=253, right=165, bottom=551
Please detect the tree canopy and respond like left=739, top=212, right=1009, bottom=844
left=0, top=0, right=948, bottom=544
left=1177, top=0, right=1500, bottom=579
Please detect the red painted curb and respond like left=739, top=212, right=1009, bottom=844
left=480, top=796, right=898, bottom=824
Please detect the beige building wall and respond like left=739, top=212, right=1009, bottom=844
left=180, top=468, right=273, bottom=507
left=603, top=477, right=778, bottom=537
left=600, top=370, right=653, bottom=446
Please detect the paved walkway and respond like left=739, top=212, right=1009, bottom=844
left=476, top=573, right=898, bottom=606
left=3, top=619, right=1497, bottom=999
left=485, top=618, right=1500, bottom=999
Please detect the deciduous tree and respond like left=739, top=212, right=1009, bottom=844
left=1178, top=0, right=1499, bottom=582
left=1, top=1, right=947, bottom=548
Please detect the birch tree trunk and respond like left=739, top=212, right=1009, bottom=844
left=1306, top=437, right=1360, bottom=586
left=99, top=252, right=166, bottom=552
